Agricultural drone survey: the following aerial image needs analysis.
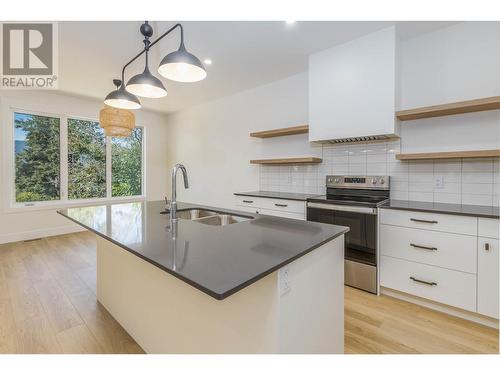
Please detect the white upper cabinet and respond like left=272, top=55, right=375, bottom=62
left=308, top=26, right=398, bottom=142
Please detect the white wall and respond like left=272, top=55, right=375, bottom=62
left=165, top=72, right=317, bottom=209
left=399, top=21, right=500, bottom=152
left=0, top=91, right=169, bottom=243
left=165, top=22, right=499, bottom=209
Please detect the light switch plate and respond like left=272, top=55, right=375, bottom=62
left=434, top=176, right=444, bottom=189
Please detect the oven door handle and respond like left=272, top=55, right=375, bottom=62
left=307, top=202, right=377, bottom=215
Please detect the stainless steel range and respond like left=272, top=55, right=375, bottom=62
left=306, top=175, right=390, bottom=294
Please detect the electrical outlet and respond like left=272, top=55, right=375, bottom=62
left=279, top=266, right=291, bottom=296
left=434, top=176, right=444, bottom=189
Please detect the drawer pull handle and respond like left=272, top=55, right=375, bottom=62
left=410, top=218, right=438, bottom=224
left=274, top=203, right=288, bottom=207
left=485, top=243, right=490, bottom=251
left=242, top=200, right=254, bottom=204
left=410, top=276, right=437, bottom=286
left=410, top=243, right=438, bottom=251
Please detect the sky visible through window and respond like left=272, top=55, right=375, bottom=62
left=14, top=113, right=30, bottom=154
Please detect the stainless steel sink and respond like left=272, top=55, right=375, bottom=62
left=196, top=214, right=250, bottom=226
left=176, top=209, right=218, bottom=220
left=176, top=208, right=252, bottom=226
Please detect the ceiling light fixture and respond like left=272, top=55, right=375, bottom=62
left=158, top=27, right=207, bottom=83
left=103, top=21, right=206, bottom=135
left=104, top=79, right=141, bottom=110
left=127, top=23, right=167, bottom=98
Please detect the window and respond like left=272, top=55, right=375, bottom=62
left=11, top=110, right=144, bottom=208
left=14, top=112, right=61, bottom=203
left=68, top=118, right=106, bottom=199
left=112, top=127, right=143, bottom=197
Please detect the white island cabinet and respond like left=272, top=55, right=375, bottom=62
left=59, top=201, right=347, bottom=354
left=308, top=26, right=399, bottom=142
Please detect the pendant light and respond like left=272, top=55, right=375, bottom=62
left=103, top=22, right=207, bottom=114
left=99, top=104, right=135, bottom=137
left=104, top=79, right=141, bottom=110
left=127, top=64, right=168, bottom=98
left=158, top=31, right=207, bottom=83
left=126, top=24, right=168, bottom=98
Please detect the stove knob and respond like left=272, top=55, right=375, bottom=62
left=380, top=178, right=385, bottom=184
left=372, top=178, right=378, bottom=185
left=334, top=178, right=341, bottom=183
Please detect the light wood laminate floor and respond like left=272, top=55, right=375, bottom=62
left=0, top=232, right=498, bottom=354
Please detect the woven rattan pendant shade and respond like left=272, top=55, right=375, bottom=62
left=99, top=105, right=135, bottom=137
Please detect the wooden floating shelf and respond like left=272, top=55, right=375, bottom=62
left=396, top=96, right=500, bottom=121
left=396, top=149, right=500, bottom=161
left=250, top=157, right=322, bottom=165
left=250, top=124, right=309, bottom=138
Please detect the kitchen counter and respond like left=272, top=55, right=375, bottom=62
left=58, top=200, right=347, bottom=300
left=58, top=200, right=347, bottom=353
left=234, top=190, right=321, bottom=201
left=381, top=199, right=499, bottom=219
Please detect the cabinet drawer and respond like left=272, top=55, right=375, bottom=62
left=258, top=198, right=305, bottom=214
left=380, top=256, right=477, bottom=312
left=478, top=237, right=499, bottom=318
left=380, top=209, right=477, bottom=236
left=235, top=196, right=305, bottom=214
left=478, top=218, right=499, bottom=239
left=380, top=224, right=477, bottom=273
left=236, top=205, right=259, bottom=214
left=235, top=196, right=264, bottom=208
left=257, top=208, right=305, bottom=220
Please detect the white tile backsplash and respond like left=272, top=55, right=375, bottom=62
left=259, top=140, right=498, bottom=207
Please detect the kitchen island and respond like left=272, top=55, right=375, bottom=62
left=58, top=200, right=348, bottom=354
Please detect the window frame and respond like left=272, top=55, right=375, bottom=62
left=7, top=107, right=146, bottom=212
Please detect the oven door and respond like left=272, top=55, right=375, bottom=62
left=306, top=203, right=377, bottom=266
left=307, top=202, right=378, bottom=293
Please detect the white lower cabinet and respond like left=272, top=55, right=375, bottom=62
left=380, top=224, right=477, bottom=273
left=380, top=209, right=500, bottom=320
left=235, top=196, right=306, bottom=220
left=257, top=208, right=305, bottom=220
left=477, top=237, right=499, bottom=319
left=380, top=255, right=477, bottom=312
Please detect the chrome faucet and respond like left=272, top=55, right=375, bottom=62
left=169, top=163, right=189, bottom=221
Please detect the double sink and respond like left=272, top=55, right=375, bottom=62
left=167, top=208, right=253, bottom=226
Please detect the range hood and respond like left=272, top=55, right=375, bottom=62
left=308, top=26, right=400, bottom=144
left=314, top=134, right=399, bottom=145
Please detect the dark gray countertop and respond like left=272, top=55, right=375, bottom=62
left=234, top=191, right=321, bottom=201
left=381, top=200, right=499, bottom=219
left=58, top=200, right=348, bottom=300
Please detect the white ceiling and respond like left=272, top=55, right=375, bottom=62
left=58, top=21, right=458, bottom=114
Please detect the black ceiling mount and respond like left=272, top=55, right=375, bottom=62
left=140, top=21, right=153, bottom=38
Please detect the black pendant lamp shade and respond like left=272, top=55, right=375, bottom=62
left=127, top=51, right=168, bottom=98
left=158, top=41, right=207, bottom=83
left=104, top=80, right=141, bottom=110
left=104, top=22, right=207, bottom=111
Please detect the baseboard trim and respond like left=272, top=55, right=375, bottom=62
left=0, top=225, right=86, bottom=244
left=381, top=287, right=499, bottom=329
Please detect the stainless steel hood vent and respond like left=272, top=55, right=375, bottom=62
left=315, top=134, right=399, bottom=145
